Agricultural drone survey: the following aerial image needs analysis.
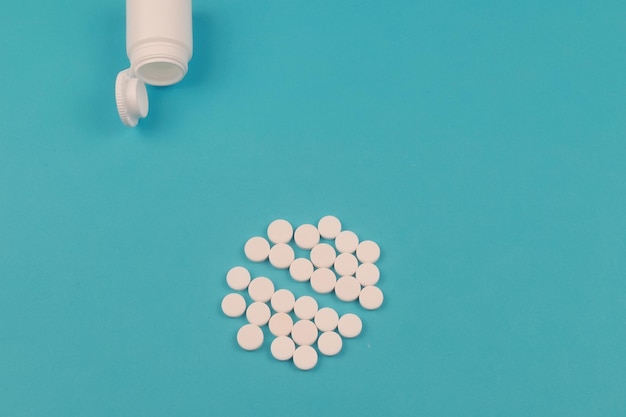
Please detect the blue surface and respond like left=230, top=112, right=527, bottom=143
left=1, top=1, right=625, bottom=416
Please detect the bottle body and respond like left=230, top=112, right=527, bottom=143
left=126, top=0, right=193, bottom=86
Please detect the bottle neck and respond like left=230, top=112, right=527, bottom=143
left=128, top=40, right=191, bottom=86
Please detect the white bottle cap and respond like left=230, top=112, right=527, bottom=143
left=115, top=69, right=148, bottom=127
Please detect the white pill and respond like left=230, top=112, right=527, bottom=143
left=359, top=285, right=384, bottom=310
left=335, top=231, right=359, bottom=253
left=334, top=253, right=359, bottom=276
left=246, top=301, right=271, bottom=326
left=294, top=224, right=320, bottom=250
left=334, top=276, right=361, bottom=302
left=293, top=296, right=318, bottom=320
left=291, top=320, right=318, bottom=346
left=248, top=277, right=275, bottom=302
left=293, top=345, right=318, bottom=371
left=310, top=268, right=337, bottom=294
left=317, top=331, right=343, bottom=356
left=269, top=243, right=295, bottom=269
left=267, top=219, right=293, bottom=244
left=221, top=293, right=247, bottom=318
left=226, top=266, right=251, bottom=291
left=356, top=263, right=380, bottom=286
left=356, top=240, right=381, bottom=263
left=317, top=215, right=342, bottom=239
left=314, top=307, right=339, bottom=332
left=268, top=312, right=294, bottom=336
left=310, top=243, right=336, bottom=268
left=337, top=313, right=362, bottom=338
left=271, top=336, right=296, bottom=361
left=270, top=289, right=295, bottom=313
left=289, top=258, right=314, bottom=282
left=237, top=324, right=264, bottom=351
left=244, top=236, right=271, bottom=262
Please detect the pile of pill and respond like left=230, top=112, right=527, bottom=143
left=221, top=215, right=383, bottom=370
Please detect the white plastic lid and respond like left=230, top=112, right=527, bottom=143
left=115, top=69, right=149, bottom=127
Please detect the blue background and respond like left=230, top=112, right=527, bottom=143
left=1, top=1, right=625, bottom=416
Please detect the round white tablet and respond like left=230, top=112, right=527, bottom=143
left=334, top=231, right=359, bottom=253
left=334, top=253, right=359, bottom=276
left=237, top=324, right=264, bottom=351
left=359, top=285, right=384, bottom=310
left=269, top=243, right=295, bottom=269
left=294, top=224, right=320, bottom=250
left=244, top=236, right=271, bottom=262
left=310, top=243, right=336, bottom=268
left=317, top=215, right=342, bottom=239
left=246, top=301, right=271, bottom=326
left=337, top=313, right=362, bottom=338
left=314, top=307, right=339, bottom=332
left=271, top=336, right=296, bottom=361
left=310, top=268, right=337, bottom=294
left=356, top=240, right=381, bottom=263
left=270, top=289, right=295, bottom=313
left=248, top=277, right=275, bottom=302
left=293, top=345, right=318, bottom=370
left=356, top=263, right=380, bottom=286
left=267, top=219, right=293, bottom=244
left=334, top=276, right=361, bottom=302
left=289, top=258, right=314, bottom=282
left=290, top=320, right=318, bottom=346
left=268, top=312, right=294, bottom=336
left=226, top=266, right=251, bottom=291
left=293, top=296, right=318, bottom=320
left=317, top=331, right=343, bottom=356
left=221, top=293, right=247, bottom=318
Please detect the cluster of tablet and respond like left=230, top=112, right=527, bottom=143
left=220, top=216, right=383, bottom=370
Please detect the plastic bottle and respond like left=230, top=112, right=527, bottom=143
left=115, top=0, right=193, bottom=127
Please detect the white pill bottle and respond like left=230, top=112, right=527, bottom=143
left=115, top=0, right=193, bottom=127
